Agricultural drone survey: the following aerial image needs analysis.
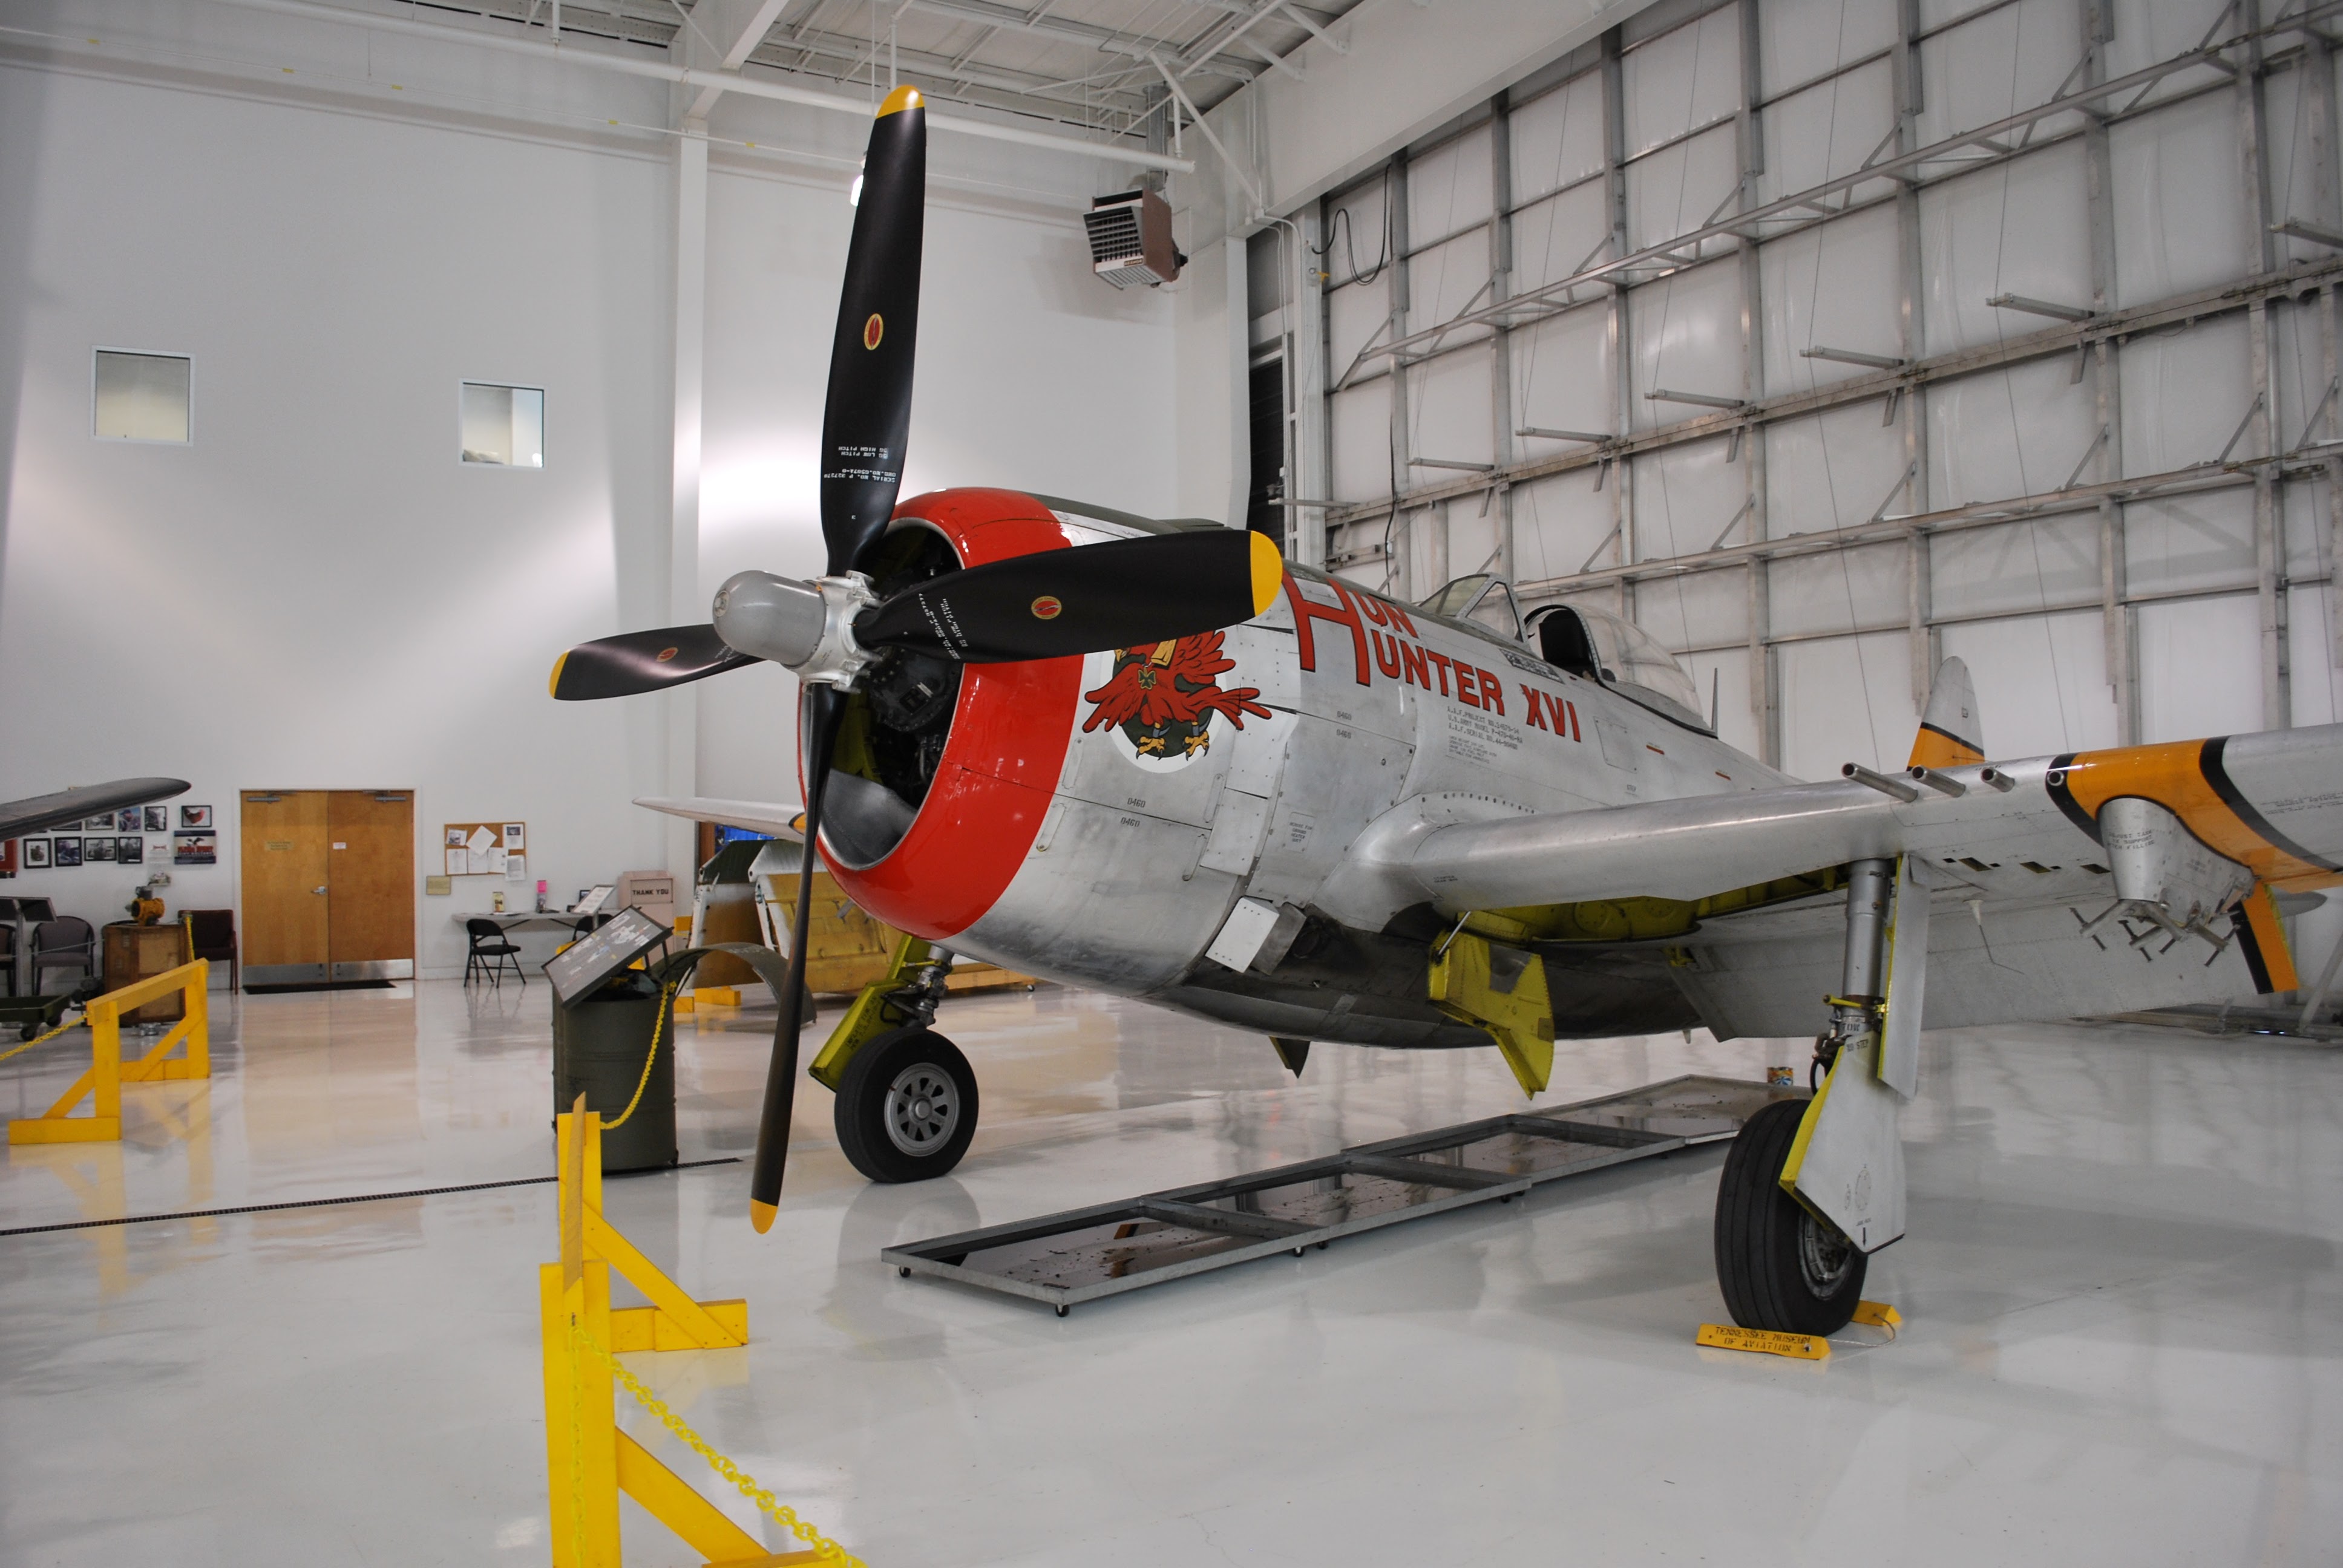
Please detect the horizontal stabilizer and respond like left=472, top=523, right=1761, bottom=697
left=632, top=795, right=805, bottom=842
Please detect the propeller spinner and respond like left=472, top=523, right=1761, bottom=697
left=547, top=83, right=1282, bottom=1232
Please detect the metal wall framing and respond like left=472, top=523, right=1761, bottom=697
left=1285, top=0, right=2343, bottom=776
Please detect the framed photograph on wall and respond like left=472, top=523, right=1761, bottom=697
left=179, top=804, right=213, bottom=830
left=119, top=837, right=144, bottom=864
left=22, top=838, right=50, bottom=869
left=117, top=808, right=140, bottom=832
left=87, top=837, right=117, bottom=863
left=174, top=831, right=217, bottom=866
left=54, top=838, right=83, bottom=867
left=143, top=805, right=169, bottom=833
left=84, top=815, right=113, bottom=831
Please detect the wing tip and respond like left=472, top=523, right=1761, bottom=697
left=750, top=1198, right=779, bottom=1234
left=548, top=651, right=570, bottom=700
left=877, top=84, right=923, bottom=118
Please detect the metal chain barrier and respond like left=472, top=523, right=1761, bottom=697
left=0, top=1013, right=82, bottom=1067
left=569, top=1319, right=863, bottom=1566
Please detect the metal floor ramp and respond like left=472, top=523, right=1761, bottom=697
left=882, top=1074, right=1799, bottom=1315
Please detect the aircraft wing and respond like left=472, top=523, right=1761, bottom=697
left=632, top=795, right=805, bottom=842
left=1389, top=725, right=2343, bottom=1037
left=0, top=778, right=190, bottom=841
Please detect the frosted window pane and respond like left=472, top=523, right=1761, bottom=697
left=461, top=382, right=543, bottom=467
left=93, top=351, right=191, bottom=443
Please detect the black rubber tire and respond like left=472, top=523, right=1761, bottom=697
left=833, top=1026, right=979, bottom=1184
left=1713, top=1097, right=1867, bottom=1335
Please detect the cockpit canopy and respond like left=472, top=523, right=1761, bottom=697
left=1418, top=576, right=1711, bottom=734
left=1529, top=603, right=1709, bottom=733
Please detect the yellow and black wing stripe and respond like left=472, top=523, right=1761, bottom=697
left=2043, top=737, right=2342, bottom=890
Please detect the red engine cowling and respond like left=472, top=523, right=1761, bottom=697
left=813, top=488, right=1083, bottom=939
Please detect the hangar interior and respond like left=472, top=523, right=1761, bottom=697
left=4, top=0, right=2342, bottom=1562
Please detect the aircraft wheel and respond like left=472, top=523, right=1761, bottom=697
left=1712, top=1097, right=1866, bottom=1335
left=834, top=1026, right=978, bottom=1183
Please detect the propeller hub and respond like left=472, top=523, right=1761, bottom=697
left=712, top=569, right=880, bottom=688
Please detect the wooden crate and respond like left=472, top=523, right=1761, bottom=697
left=757, top=872, right=1034, bottom=996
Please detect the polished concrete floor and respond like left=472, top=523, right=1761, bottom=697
left=2, top=977, right=2338, bottom=1565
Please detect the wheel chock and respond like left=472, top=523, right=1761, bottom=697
left=1850, top=1299, right=1901, bottom=1333
left=695, top=987, right=742, bottom=1008
left=1694, top=1322, right=1831, bottom=1361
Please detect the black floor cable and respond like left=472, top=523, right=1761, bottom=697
left=0, top=1155, right=742, bottom=1237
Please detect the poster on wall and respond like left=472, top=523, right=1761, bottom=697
left=54, top=838, right=82, bottom=867
left=22, top=839, right=48, bottom=869
left=0, top=839, right=15, bottom=877
left=143, top=805, right=169, bottom=833
left=174, top=831, right=217, bottom=865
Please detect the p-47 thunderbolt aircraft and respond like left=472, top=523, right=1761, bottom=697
left=553, top=86, right=2343, bottom=1336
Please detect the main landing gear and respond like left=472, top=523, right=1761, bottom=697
left=1711, top=857, right=1910, bottom=1336
left=1712, top=1098, right=1866, bottom=1333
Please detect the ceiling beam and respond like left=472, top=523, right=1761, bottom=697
left=198, top=0, right=1195, bottom=169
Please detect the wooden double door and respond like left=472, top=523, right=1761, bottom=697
left=241, top=791, right=415, bottom=986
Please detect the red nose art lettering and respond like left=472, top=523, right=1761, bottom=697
left=1082, top=632, right=1270, bottom=758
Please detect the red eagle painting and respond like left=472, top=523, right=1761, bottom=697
left=1081, top=632, right=1271, bottom=760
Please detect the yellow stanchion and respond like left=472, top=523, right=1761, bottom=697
left=542, top=1099, right=857, bottom=1567
left=9, top=960, right=209, bottom=1145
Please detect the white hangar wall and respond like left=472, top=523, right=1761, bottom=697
left=0, top=2, right=1177, bottom=978
left=1250, top=0, right=2343, bottom=777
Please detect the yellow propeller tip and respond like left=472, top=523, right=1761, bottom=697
left=548, top=651, right=569, bottom=699
left=877, top=84, right=923, bottom=117
left=750, top=1199, right=779, bottom=1234
left=1247, top=528, right=1284, bottom=615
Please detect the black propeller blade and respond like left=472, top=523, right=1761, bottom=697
left=752, top=83, right=928, bottom=1235
left=853, top=529, right=1285, bottom=664
left=548, top=625, right=752, bottom=702
left=819, top=86, right=926, bottom=579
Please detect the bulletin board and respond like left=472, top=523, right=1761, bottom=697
left=443, top=820, right=526, bottom=880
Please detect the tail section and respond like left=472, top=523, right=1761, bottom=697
left=1909, top=657, right=1984, bottom=769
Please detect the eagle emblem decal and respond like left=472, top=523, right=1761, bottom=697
left=1081, top=632, right=1271, bottom=766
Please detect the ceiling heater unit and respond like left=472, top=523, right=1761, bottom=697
left=1083, top=189, right=1184, bottom=289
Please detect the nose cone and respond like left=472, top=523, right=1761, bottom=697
left=713, top=570, right=828, bottom=669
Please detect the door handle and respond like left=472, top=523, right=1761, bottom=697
left=313, top=886, right=329, bottom=895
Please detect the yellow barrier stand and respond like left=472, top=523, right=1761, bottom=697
left=541, top=1100, right=853, bottom=1567
left=9, top=960, right=209, bottom=1145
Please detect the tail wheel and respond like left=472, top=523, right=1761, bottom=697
left=833, top=1025, right=979, bottom=1183
left=1713, top=1097, right=1867, bottom=1334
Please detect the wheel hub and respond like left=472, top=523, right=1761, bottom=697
left=883, top=1064, right=959, bottom=1157
left=1797, top=1209, right=1856, bottom=1295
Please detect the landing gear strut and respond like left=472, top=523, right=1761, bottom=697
left=1712, top=858, right=1902, bottom=1335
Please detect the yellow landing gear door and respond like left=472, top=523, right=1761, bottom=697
left=1429, top=930, right=1555, bottom=1097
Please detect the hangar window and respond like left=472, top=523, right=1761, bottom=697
left=93, top=350, right=192, bottom=443
left=460, top=381, right=544, bottom=467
